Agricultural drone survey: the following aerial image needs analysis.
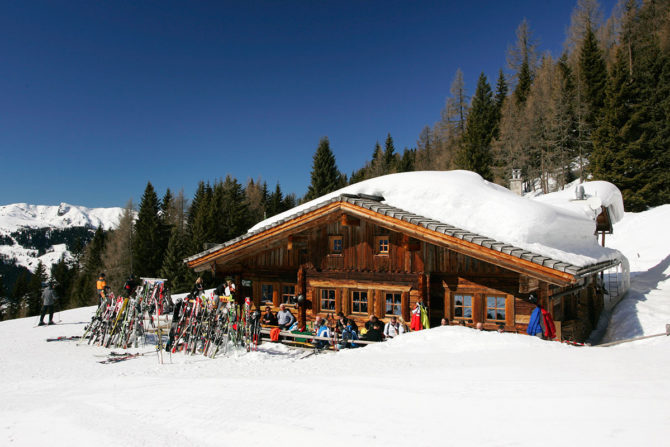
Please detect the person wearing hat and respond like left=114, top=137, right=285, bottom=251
left=96, top=273, right=106, bottom=305
left=38, top=282, right=58, bottom=326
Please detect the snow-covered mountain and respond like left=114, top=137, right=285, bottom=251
left=0, top=203, right=122, bottom=233
left=0, top=202, right=124, bottom=274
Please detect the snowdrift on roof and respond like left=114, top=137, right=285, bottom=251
left=249, top=171, right=623, bottom=267
left=532, top=180, right=625, bottom=224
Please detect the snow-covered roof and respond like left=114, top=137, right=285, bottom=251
left=532, top=180, right=625, bottom=225
left=246, top=171, right=624, bottom=268
left=189, top=171, right=626, bottom=273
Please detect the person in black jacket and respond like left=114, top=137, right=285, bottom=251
left=192, top=277, right=205, bottom=297
left=335, top=312, right=358, bottom=334
left=262, top=306, right=278, bottom=326
left=123, top=274, right=138, bottom=298
left=364, top=320, right=384, bottom=342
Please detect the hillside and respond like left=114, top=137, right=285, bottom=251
left=0, top=203, right=124, bottom=290
left=0, top=205, right=668, bottom=446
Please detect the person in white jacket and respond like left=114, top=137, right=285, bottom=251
left=383, top=316, right=405, bottom=339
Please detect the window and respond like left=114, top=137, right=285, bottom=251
left=282, top=285, right=296, bottom=305
left=351, top=290, right=368, bottom=314
left=320, top=289, right=336, bottom=312
left=454, top=294, right=473, bottom=321
left=329, top=235, right=343, bottom=254
left=376, top=236, right=390, bottom=255
left=261, top=284, right=273, bottom=306
left=385, top=292, right=402, bottom=316
left=486, top=296, right=506, bottom=322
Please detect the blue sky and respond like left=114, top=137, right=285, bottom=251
left=0, top=0, right=616, bottom=208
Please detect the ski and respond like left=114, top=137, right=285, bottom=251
left=98, top=352, right=145, bottom=364
left=46, top=335, right=81, bottom=342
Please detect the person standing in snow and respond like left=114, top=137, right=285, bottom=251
left=96, top=273, right=106, bottom=305
left=123, top=274, right=138, bottom=298
left=213, top=277, right=236, bottom=307
left=38, top=282, right=57, bottom=326
left=192, top=277, right=205, bottom=298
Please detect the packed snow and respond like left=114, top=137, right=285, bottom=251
left=602, top=205, right=670, bottom=342
left=248, top=171, right=624, bottom=267
left=1, top=205, right=668, bottom=446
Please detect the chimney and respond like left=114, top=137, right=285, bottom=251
left=510, top=169, right=523, bottom=196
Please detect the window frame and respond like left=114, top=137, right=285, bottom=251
left=319, top=288, right=336, bottom=313
left=260, top=283, right=274, bottom=306
left=351, top=290, right=369, bottom=315
left=329, top=235, right=343, bottom=255
left=384, top=292, right=402, bottom=317
left=453, top=293, right=474, bottom=322
left=281, top=284, right=297, bottom=306
left=375, top=235, right=390, bottom=255
left=485, top=295, right=507, bottom=323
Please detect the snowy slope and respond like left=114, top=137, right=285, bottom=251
left=248, top=171, right=623, bottom=267
left=0, top=202, right=669, bottom=446
left=602, top=205, right=670, bottom=342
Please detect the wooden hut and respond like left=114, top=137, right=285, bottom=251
left=185, top=189, right=623, bottom=343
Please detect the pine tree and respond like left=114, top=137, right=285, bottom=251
left=579, top=23, right=607, bottom=128
left=71, top=226, right=106, bottom=307
left=397, top=148, right=416, bottom=172
left=554, top=53, right=580, bottom=186
left=133, top=182, right=163, bottom=278
left=305, top=137, right=343, bottom=201
left=50, top=255, right=77, bottom=310
left=268, top=183, right=285, bottom=217
left=457, top=73, right=496, bottom=180
left=218, top=175, right=252, bottom=241
left=188, top=182, right=214, bottom=254
left=10, top=271, right=30, bottom=318
left=383, top=133, right=397, bottom=173
left=493, top=69, right=508, bottom=139
left=509, top=19, right=537, bottom=105
left=160, top=225, right=192, bottom=294
left=27, top=262, right=48, bottom=316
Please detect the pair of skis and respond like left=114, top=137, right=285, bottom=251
left=97, top=351, right=147, bottom=364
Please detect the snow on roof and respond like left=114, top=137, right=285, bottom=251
left=249, top=171, right=624, bottom=268
left=531, top=180, right=625, bottom=225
